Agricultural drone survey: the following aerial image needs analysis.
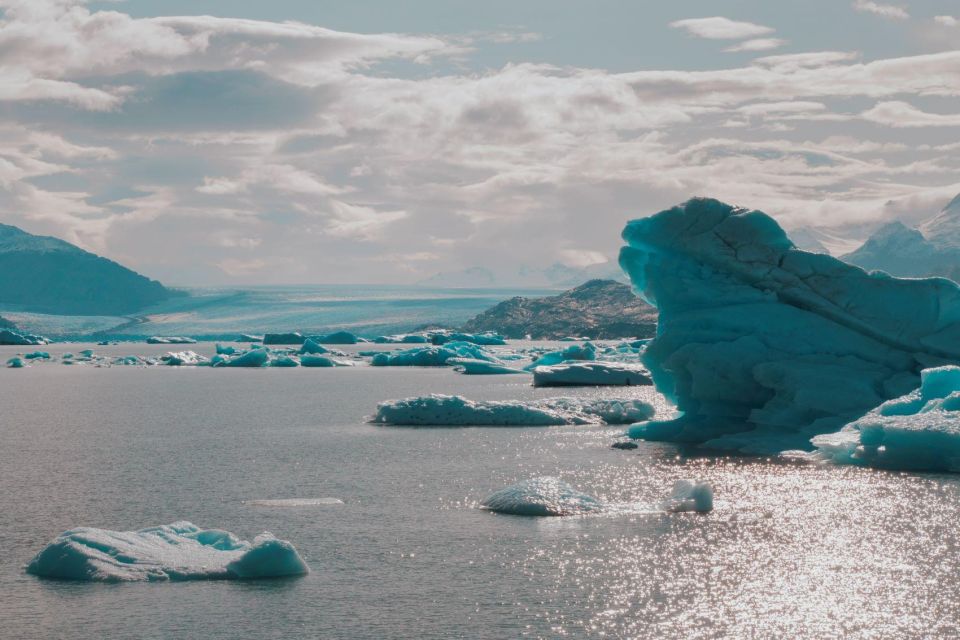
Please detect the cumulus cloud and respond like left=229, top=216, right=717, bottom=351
left=935, top=16, right=959, bottom=27
left=724, top=38, right=787, bottom=53
left=670, top=16, right=775, bottom=40
left=0, top=0, right=958, bottom=284
left=852, top=0, right=909, bottom=20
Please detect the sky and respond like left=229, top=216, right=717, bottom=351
left=1, top=0, right=960, bottom=285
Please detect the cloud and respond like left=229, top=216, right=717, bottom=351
left=861, top=101, right=960, bottom=127
left=935, top=16, right=959, bottom=27
left=852, top=0, right=909, bottom=20
left=669, top=17, right=774, bottom=40
left=724, top=38, right=787, bottom=53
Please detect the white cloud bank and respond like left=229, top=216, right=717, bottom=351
left=0, top=0, right=956, bottom=284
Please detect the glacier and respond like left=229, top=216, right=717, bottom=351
left=620, top=197, right=960, bottom=454
left=26, top=521, right=308, bottom=581
left=372, top=394, right=654, bottom=426
left=481, top=477, right=603, bottom=516
left=532, top=362, right=651, bottom=387
left=808, top=365, right=960, bottom=472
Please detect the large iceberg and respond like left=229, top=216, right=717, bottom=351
left=532, top=362, right=651, bottom=387
left=26, top=521, right=308, bottom=581
left=809, top=365, right=960, bottom=472
left=372, top=394, right=654, bottom=426
left=620, top=198, right=960, bottom=453
left=0, top=329, right=48, bottom=345
left=448, top=357, right=525, bottom=375
left=481, top=477, right=602, bottom=516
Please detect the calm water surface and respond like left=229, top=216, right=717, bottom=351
left=2, top=344, right=959, bottom=639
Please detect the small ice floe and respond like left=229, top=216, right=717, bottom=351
left=146, top=336, right=196, bottom=344
left=532, top=361, right=651, bottom=387
left=371, top=394, right=654, bottom=427
left=448, top=357, right=525, bottom=375
left=246, top=498, right=345, bottom=507
left=481, top=477, right=603, bottom=516
left=26, top=521, right=308, bottom=582
left=161, top=350, right=207, bottom=366
left=6, top=356, right=25, bottom=368
left=659, top=480, right=714, bottom=513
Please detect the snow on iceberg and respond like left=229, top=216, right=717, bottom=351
left=161, top=351, right=207, bottom=366
left=146, top=336, right=196, bottom=345
left=808, top=365, right=960, bottom=472
left=525, top=342, right=597, bottom=370
left=372, top=394, right=654, bottom=426
left=26, top=521, right=308, bottom=582
left=620, top=197, right=960, bottom=453
left=533, top=362, right=651, bottom=387
left=481, top=477, right=602, bottom=516
left=448, top=357, right=525, bottom=375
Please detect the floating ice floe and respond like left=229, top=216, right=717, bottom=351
left=6, top=356, right=25, bottom=368
left=533, top=361, right=651, bottom=387
left=301, top=354, right=351, bottom=367
left=269, top=355, right=300, bottom=367
left=161, top=351, right=207, bottom=366
left=298, top=338, right=329, bottom=354
left=220, top=348, right=269, bottom=368
left=370, top=342, right=497, bottom=367
left=0, top=329, right=48, bottom=345
left=146, top=336, right=196, bottom=345
left=26, top=521, right=309, bottom=582
left=310, top=330, right=359, bottom=345
left=807, top=365, right=960, bottom=472
left=620, top=197, right=960, bottom=454
left=481, top=477, right=602, bottom=516
left=23, top=351, right=50, bottom=360
left=372, top=394, right=654, bottom=426
left=525, top=342, right=597, bottom=370
left=448, top=357, right=525, bottom=375
left=262, top=332, right=304, bottom=345
left=481, top=477, right=714, bottom=517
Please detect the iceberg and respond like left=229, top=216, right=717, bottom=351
left=371, top=345, right=463, bottom=367
left=374, top=334, right=429, bottom=344
left=298, top=338, right=329, bottom=355
left=269, top=355, right=300, bottom=367
left=532, top=362, right=651, bottom=387
left=481, top=477, right=602, bottom=516
left=660, top=480, right=713, bottom=513
left=222, top=349, right=269, bottom=368
left=300, top=354, right=349, bottom=367
left=161, top=351, right=206, bottom=366
left=620, top=197, right=960, bottom=453
left=372, top=394, right=654, bottom=426
left=808, top=365, right=960, bottom=472
left=431, top=332, right=506, bottom=346
left=25, top=521, right=308, bottom=582
left=146, top=336, right=196, bottom=345
left=262, top=332, right=304, bottom=345
left=310, top=331, right=358, bottom=345
left=23, top=351, right=50, bottom=360
left=7, top=356, right=25, bottom=368
left=215, top=343, right=236, bottom=355
left=448, top=357, right=525, bottom=375
left=0, top=329, right=48, bottom=345
left=237, top=334, right=263, bottom=342
left=525, top=342, right=597, bottom=370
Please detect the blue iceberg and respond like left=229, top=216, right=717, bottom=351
left=372, top=394, right=654, bottom=426
left=309, top=331, right=358, bottom=345
left=620, top=197, right=960, bottom=453
left=298, top=338, right=329, bottom=354
left=448, top=357, right=525, bottom=375
left=370, top=342, right=496, bottom=367
left=525, top=342, right=597, bottom=370
left=809, top=365, right=960, bottom=472
left=222, top=349, right=269, bottom=368
left=481, top=477, right=602, bottom=516
left=7, top=356, right=25, bottom=368
left=146, top=336, right=196, bottom=345
left=26, top=521, right=308, bottom=581
left=262, top=332, right=304, bottom=345
left=431, top=331, right=506, bottom=346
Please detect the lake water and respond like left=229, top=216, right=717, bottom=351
left=3, top=343, right=960, bottom=639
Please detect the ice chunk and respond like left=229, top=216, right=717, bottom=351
left=481, top=477, right=603, bottom=516
left=372, top=394, right=654, bottom=426
left=215, top=343, right=236, bottom=355
left=374, top=334, right=429, bottom=344
left=310, top=330, right=358, bottom=344
left=533, top=361, right=652, bottom=387
left=7, top=356, right=25, bottom=368
left=448, top=358, right=525, bottom=375
left=161, top=351, right=206, bottom=366
left=23, top=351, right=50, bottom=360
left=262, top=332, right=304, bottom=345
left=525, top=342, right=597, bottom=370
left=269, top=355, right=300, bottom=367
left=222, top=348, right=269, bottom=368
left=236, top=334, right=262, bottom=342
left=25, top=521, right=308, bottom=582
left=809, top=365, right=960, bottom=472
left=0, top=329, right=48, bottom=345
left=620, top=197, right=960, bottom=453
left=371, top=346, right=456, bottom=367
left=146, top=336, right=196, bottom=344
left=660, top=480, right=713, bottom=513
left=432, top=331, right=506, bottom=346
left=298, top=338, right=329, bottom=354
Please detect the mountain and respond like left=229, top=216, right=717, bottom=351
left=460, top=279, right=657, bottom=339
left=0, top=223, right=182, bottom=315
left=0, top=315, right=15, bottom=330
left=417, top=261, right=627, bottom=289
left=841, top=194, right=960, bottom=279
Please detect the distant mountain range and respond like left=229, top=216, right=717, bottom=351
left=0, top=223, right=182, bottom=315
left=841, top=193, right=960, bottom=279
left=461, top=279, right=657, bottom=339
left=417, top=262, right=627, bottom=289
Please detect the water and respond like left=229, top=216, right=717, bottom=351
left=2, top=285, right=556, bottom=340
left=3, top=344, right=960, bottom=638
